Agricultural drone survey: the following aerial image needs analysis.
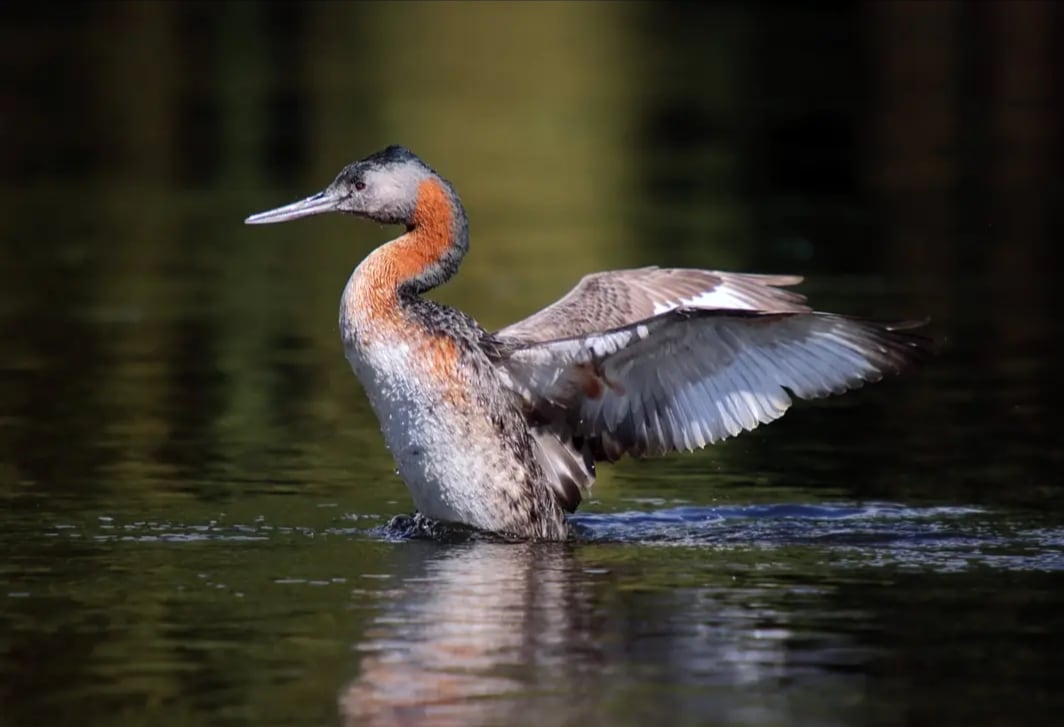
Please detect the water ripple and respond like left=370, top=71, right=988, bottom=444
left=573, top=502, right=1064, bottom=572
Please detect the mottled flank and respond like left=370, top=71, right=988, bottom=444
left=245, top=145, right=932, bottom=541
left=343, top=289, right=572, bottom=541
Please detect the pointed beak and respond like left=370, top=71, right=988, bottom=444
left=244, top=187, right=346, bottom=225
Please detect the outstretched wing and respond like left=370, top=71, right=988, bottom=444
left=495, top=267, right=811, bottom=343
left=499, top=308, right=930, bottom=461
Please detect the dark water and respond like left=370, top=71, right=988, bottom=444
left=3, top=3, right=1064, bottom=726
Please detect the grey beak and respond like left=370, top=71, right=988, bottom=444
left=244, top=187, right=345, bottom=225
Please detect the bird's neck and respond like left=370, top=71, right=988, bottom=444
left=376, top=177, right=469, bottom=294
left=345, top=177, right=469, bottom=327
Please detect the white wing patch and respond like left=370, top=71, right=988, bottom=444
left=648, top=276, right=806, bottom=315
left=652, top=288, right=752, bottom=314
left=496, top=267, right=810, bottom=344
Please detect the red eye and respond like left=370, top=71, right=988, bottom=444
left=355, top=181, right=366, bottom=191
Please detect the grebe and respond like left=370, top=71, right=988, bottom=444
left=246, top=145, right=928, bottom=541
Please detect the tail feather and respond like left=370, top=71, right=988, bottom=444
left=530, top=429, right=596, bottom=513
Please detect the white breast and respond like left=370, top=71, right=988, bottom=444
left=343, top=331, right=530, bottom=532
left=338, top=265, right=539, bottom=532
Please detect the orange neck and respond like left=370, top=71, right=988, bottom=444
left=351, top=177, right=469, bottom=315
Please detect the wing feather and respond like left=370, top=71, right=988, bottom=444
left=496, top=267, right=811, bottom=343
left=501, top=308, right=930, bottom=461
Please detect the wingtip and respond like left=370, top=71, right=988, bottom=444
left=772, top=274, right=805, bottom=287
left=885, top=317, right=932, bottom=332
left=879, top=318, right=939, bottom=368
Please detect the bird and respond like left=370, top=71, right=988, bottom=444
left=245, top=145, right=929, bottom=541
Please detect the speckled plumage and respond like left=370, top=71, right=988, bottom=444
left=340, top=290, right=571, bottom=540
left=246, top=145, right=931, bottom=541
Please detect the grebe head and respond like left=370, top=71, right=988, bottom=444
left=245, top=145, right=436, bottom=227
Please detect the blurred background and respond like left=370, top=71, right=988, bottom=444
left=3, top=0, right=1061, bottom=505
left=1, top=2, right=1063, bottom=726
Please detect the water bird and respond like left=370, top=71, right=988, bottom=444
left=246, top=145, right=929, bottom=541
